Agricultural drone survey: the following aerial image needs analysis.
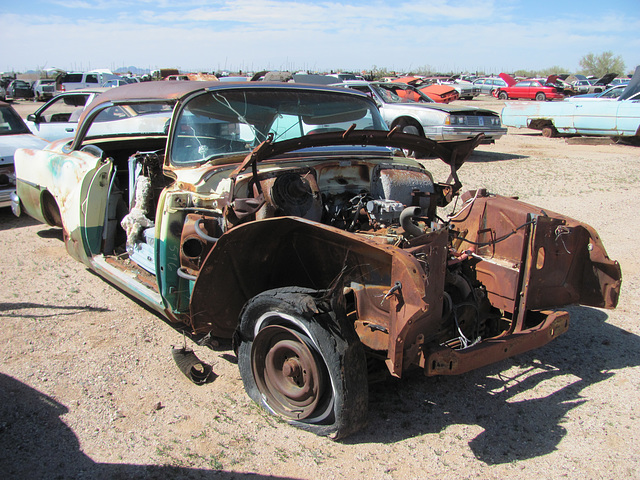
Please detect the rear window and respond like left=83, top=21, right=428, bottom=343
left=62, top=73, right=83, bottom=83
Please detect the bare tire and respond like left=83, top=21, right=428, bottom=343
left=498, top=91, right=508, bottom=100
left=535, top=92, right=547, bottom=101
left=541, top=125, right=557, bottom=138
left=236, top=287, right=368, bottom=439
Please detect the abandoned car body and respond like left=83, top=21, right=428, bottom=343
left=501, top=67, right=640, bottom=138
left=13, top=82, right=621, bottom=439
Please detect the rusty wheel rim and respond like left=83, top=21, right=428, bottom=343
left=251, top=324, right=326, bottom=420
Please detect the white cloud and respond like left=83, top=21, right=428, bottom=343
left=0, top=2, right=638, bottom=73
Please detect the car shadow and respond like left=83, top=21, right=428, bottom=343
left=0, top=208, right=40, bottom=231
left=36, top=227, right=64, bottom=240
left=0, top=302, right=110, bottom=319
left=351, top=305, right=638, bottom=463
left=0, top=374, right=303, bottom=480
left=466, top=150, right=529, bottom=162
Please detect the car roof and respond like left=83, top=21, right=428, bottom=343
left=59, top=87, right=112, bottom=95
left=73, top=81, right=374, bottom=147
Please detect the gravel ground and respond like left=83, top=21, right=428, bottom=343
left=1, top=98, right=639, bottom=480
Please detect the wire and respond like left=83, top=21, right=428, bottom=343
left=453, top=220, right=535, bottom=247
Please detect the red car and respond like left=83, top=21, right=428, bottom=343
left=493, top=73, right=564, bottom=101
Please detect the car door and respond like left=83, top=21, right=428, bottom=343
left=572, top=101, right=619, bottom=135
left=26, top=93, right=90, bottom=141
left=512, top=82, right=530, bottom=99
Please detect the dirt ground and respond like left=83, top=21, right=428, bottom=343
left=1, top=97, right=639, bottom=480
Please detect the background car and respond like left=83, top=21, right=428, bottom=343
left=55, top=71, right=120, bottom=92
left=494, top=73, right=564, bottom=101
left=391, top=77, right=459, bottom=103
left=25, top=86, right=171, bottom=142
left=32, top=79, right=56, bottom=101
left=25, top=88, right=108, bottom=141
left=567, top=84, right=628, bottom=101
left=102, top=79, right=133, bottom=88
left=0, top=101, right=49, bottom=208
left=338, top=80, right=506, bottom=143
left=6, top=80, right=34, bottom=101
left=473, top=77, right=508, bottom=96
left=501, top=66, right=640, bottom=138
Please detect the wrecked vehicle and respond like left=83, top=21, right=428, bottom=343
left=391, top=77, right=459, bottom=104
left=338, top=81, right=506, bottom=144
left=502, top=66, right=640, bottom=138
left=12, top=82, right=621, bottom=439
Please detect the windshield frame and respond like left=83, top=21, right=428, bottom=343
left=370, top=82, right=436, bottom=105
left=168, top=87, right=387, bottom=167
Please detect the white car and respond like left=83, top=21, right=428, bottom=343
left=25, top=87, right=172, bottom=142
left=0, top=101, right=49, bottom=208
left=337, top=81, right=506, bottom=143
left=25, top=88, right=109, bottom=141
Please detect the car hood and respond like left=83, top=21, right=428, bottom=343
left=0, top=134, right=49, bottom=166
left=499, top=72, right=517, bottom=87
left=230, top=129, right=484, bottom=190
left=619, top=65, right=640, bottom=101
left=384, top=102, right=497, bottom=116
left=595, top=72, right=618, bottom=86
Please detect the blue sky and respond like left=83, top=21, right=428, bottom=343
left=1, top=0, right=638, bottom=74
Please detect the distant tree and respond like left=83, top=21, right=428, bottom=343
left=368, top=65, right=392, bottom=81
left=512, top=66, right=569, bottom=78
left=579, top=52, right=625, bottom=77
left=538, top=66, right=570, bottom=77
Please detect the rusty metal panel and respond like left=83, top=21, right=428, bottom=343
left=425, top=310, right=570, bottom=376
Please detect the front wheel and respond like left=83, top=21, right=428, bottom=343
left=535, top=92, right=547, bottom=101
left=498, top=91, right=508, bottom=100
left=236, top=287, right=368, bottom=439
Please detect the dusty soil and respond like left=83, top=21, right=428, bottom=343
left=1, top=97, right=639, bottom=480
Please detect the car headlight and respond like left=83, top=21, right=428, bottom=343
left=446, top=115, right=467, bottom=125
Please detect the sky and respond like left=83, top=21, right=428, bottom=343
left=1, top=0, right=638, bottom=75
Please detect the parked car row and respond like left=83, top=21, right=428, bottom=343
left=501, top=66, right=640, bottom=138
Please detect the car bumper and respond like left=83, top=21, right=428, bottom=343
left=425, top=126, right=508, bottom=143
left=0, top=188, right=13, bottom=209
left=425, top=309, right=570, bottom=376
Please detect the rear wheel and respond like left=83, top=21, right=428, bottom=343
left=237, top=287, right=368, bottom=439
left=535, top=92, right=547, bottom=101
left=498, top=91, right=508, bottom=100
left=541, top=125, right=558, bottom=138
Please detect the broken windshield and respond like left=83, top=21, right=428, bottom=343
left=170, top=88, right=385, bottom=165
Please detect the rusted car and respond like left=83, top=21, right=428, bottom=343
left=391, top=77, right=459, bottom=104
left=12, top=82, right=621, bottom=439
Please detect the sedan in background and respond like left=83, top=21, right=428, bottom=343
left=338, top=81, right=506, bottom=143
left=567, top=85, right=629, bottom=101
left=6, top=80, right=34, bottom=101
left=25, top=88, right=109, bottom=141
left=501, top=66, right=640, bottom=138
left=494, top=73, right=564, bottom=101
left=0, top=101, right=49, bottom=208
left=473, top=77, right=508, bottom=96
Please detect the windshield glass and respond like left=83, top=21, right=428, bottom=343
left=370, top=83, right=434, bottom=104
left=0, top=106, right=30, bottom=135
left=171, top=88, right=385, bottom=165
left=85, top=102, right=173, bottom=138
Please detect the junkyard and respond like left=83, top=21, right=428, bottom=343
left=1, top=92, right=639, bottom=479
